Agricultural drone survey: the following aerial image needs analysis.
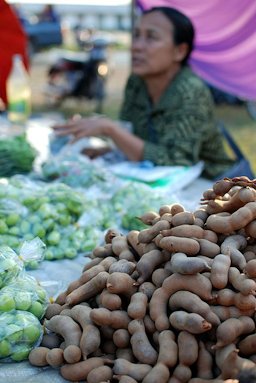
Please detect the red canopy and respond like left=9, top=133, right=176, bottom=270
left=0, top=0, right=29, bottom=106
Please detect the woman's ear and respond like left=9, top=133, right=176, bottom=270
left=174, top=43, right=189, bottom=63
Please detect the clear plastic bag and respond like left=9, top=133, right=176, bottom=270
left=0, top=246, right=23, bottom=289
left=19, top=237, right=46, bottom=270
left=0, top=310, right=43, bottom=362
left=0, top=273, right=49, bottom=319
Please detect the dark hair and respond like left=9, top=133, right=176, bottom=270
left=143, top=7, right=195, bottom=66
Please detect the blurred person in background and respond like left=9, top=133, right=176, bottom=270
left=38, top=4, right=59, bottom=23
left=0, top=0, right=29, bottom=108
left=53, top=6, right=235, bottom=180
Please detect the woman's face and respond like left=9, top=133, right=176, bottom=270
left=131, top=11, right=183, bottom=78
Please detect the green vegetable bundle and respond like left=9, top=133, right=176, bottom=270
left=0, top=134, right=36, bottom=177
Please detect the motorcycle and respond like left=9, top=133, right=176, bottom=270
left=45, top=38, right=109, bottom=112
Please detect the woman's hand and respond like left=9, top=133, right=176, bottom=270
left=52, top=115, right=114, bottom=143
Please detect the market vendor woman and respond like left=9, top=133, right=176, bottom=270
left=53, top=6, right=235, bottom=180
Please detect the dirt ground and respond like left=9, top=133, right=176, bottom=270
left=30, top=47, right=131, bottom=115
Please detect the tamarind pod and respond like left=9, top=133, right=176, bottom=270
left=171, top=364, right=192, bottom=382
left=106, top=272, right=138, bottom=297
left=139, top=211, right=160, bottom=225
left=142, top=363, right=170, bottom=383
left=210, top=253, right=231, bottom=289
left=188, top=379, right=227, bottom=383
left=143, top=314, right=156, bottom=334
left=234, top=292, right=256, bottom=311
left=197, top=255, right=214, bottom=267
left=55, top=290, right=68, bottom=305
left=162, top=225, right=217, bottom=243
left=138, top=220, right=170, bottom=244
left=159, top=204, right=173, bottom=215
left=210, top=305, right=255, bottom=321
left=66, top=271, right=109, bottom=305
left=228, top=266, right=256, bottom=295
left=213, top=288, right=256, bottom=311
left=197, top=340, right=214, bottom=379
left=82, top=257, right=102, bottom=272
left=79, top=256, right=116, bottom=286
left=116, top=348, right=135, bottom=362
left=138, top=282, right=156, bottom=300
left=28, top=347, right=49, bottom=367
left=215, top=343, right=237, bottom=370
left=128, top=319, right=158, bottom=365
left=170, top=203, right=185, bottom=215
left=44, top=315, right=82, bottom=347
left=91, top=308, right=131, bottom=329
left=127, top=230, right=156, bottom=257
left=213, top=316, right=255, bottom=349
left=153, top=233, right=163, bottom=247
left=202, top=188, right=218, bottom=200
left=63, top=345, right=81, bottom=364
left=168, top=291, right=220, bottom=326
left=178, top=331, right=198, bottom=366
left=157, top=330, right=178, bottom=368
left=220, top=348, right=255, bottom=380
left=60, top=357, right=107, bottom=382
left=80, top=324, right=101, bottom=359
left=127, top=292, right=148, bottom=319
left=113, top=358, right=152, bottom=381
left=239, top=333, right=256, bottom=355
left=170, top=253, right=211, bottom=275
left=244, top=259, right=256, bottom=277
left=87, top=365, right=113, bottom=383
left=206, top=187, right=256, bottom=214
left=160, top=212, right=173, bottom=223
left=108, top=259, right=136, bottom=275
left=137, top=249, right=170, bottom=284
left=44, top=302, right=69, bottom=319
left=245, top=219, right=256, bottom=238
left=169, top=311, right=212, bottom=334
left=221, top=235, right=247, bottom=270
left=114, top=375, right=138, bottom=383
left=150, top=273, right=213, bottom=331
left=104, top=228, right=121, bottom=243
left=92, top=243, right=113, bottom=258
left=40, top=333, right=62, bottom=349
left=171, top=211, right=194, bottom=226
left=100, top=289, right=122, bottom=310
left=168, top=376, right=182, bottom=383
left=151, top=268, right=172, bottom=287
left=244, top=250, right=256, bottom=262
left=112, top=235, right=135, bottom=258
left=197, top=239, right=221, bottom=258
left=194, top=217, right=204, bottom=227
left=206, top=201, right=256, bottom=234
left=212, top=179, right=235, bottom=196
left=159, top=236, right=200, bottom=256
left=194, top=207, right=209, bottom=223
left=46, top=348, right=64, bottom=367
left=113, top=329, right=130, bottom=349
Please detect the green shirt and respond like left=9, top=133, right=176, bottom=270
left=119, top=66, right=234, bottom=179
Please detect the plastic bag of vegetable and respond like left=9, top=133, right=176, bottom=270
left=0, top=310, right=43, bottom=362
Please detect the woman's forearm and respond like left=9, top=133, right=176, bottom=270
left=106, top=121, right=144, bottom=162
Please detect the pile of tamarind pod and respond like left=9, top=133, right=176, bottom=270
left=28, top=176, right=256, bottom=383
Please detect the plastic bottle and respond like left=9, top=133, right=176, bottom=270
left=6, top=54, right=31, bottom=124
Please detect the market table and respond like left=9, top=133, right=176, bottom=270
left=0, top=113, right=213, bottom=382
left=0, top=177, right=213, bottom=382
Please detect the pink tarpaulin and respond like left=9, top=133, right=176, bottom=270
left=136, top=0, right=256, bottom=100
